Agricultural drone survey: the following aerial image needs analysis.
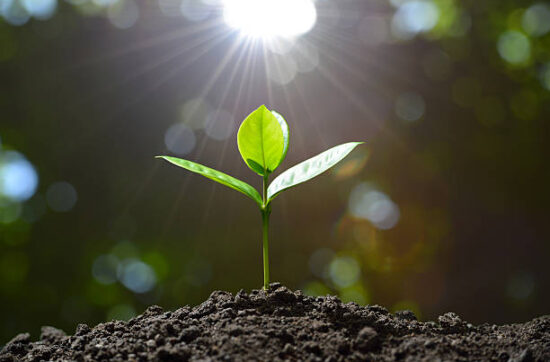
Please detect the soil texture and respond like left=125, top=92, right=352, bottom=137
left=1, top=283, right=548, bottom=361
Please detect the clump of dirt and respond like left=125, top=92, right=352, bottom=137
left=1, top=283, right=548, bottom=361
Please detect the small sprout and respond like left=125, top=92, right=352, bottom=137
left=157, top=105, right=363, bottom=289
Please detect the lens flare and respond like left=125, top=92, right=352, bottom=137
left=223, top=0, right=317, bottom=39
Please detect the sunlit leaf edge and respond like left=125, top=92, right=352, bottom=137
left=271, top=110, right=289, bottom=169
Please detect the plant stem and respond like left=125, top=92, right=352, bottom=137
left=261, top=175, right=270, bottom=290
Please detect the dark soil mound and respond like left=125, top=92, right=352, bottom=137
left=1, top=283, right=549, bottom=361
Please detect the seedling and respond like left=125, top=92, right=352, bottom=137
left=158, top=105, right=362, bottom=289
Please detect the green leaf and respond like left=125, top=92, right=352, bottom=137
left=237, top=105, right=286, bottom=176
left=267, top=142, right=364, bottom=202
left=157, top=156, right=262, bottom=206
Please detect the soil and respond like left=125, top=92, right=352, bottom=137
left=1, top=283, right=548, bottom=361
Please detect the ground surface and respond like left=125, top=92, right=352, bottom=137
left=1, top=283, right=548, bottom=361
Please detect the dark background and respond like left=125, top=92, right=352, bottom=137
left=1, top=0, right=549, bottom=344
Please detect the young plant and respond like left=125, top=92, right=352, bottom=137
left=158, top=105, right=362, bottom=290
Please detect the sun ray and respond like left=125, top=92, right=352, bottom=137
left=213, top=39, right=262, bottom=234
left=160, top=35, right=258, bottom=233
left=103, top=33, right=252, bottom=239
left=68, top=26, right=232, bottom=114
left=292, top=79, right=328, bottom=148
left=304, top=31, right=408, bottom=149
left=198, top=38, right=260, bottom=226
left=64, top=19, right=224, bottom=71
left=260, top=44, right=276, bottom=107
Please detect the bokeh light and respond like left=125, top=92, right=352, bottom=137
left=107, top=0, right=139, bottom=29
left=394, top=91, right=426, bottom=122
left=46, top=181, right=78, bottom=212
left=332, top=147, right=370, bottom=181
left=349, top=183, right=400, bottom=230
left=181, top=98, right=210, bottom=129
left=292, top=42, right=319, bottom=73
left=157, top=0, right=179, bottom=17
left=1, top=0, right=31, bottom=26
left=180, top=0, right=211, bottom=22
left=164, top=123, right=196, bottom=155
left=391, top=0, right=439, bottom=40
left=302, top=281, right=331, bottom=297
left=21, top=0, right=57, bottom=20
left=92, top=254, right=120, bottom=285
left=329, top=256, right=360, bottom=288
left=111, top=240, right=139, bottom=259
left=204, top=109, right=234, bottom=141
left=118, top=259, right=157, bottom=294
left=265, top=37, right=295, bottom=55
left=521, top=3, right=550, bottom=37
left=0, top=151, right=39, bottom=202
left=93, top=0, right=118, bottom=6
left=142, top=251, right=169, bottom=281
left=497, top=30, right=531, bottom=65
left=339, top=283, right=369, bottom=305
left=265, top=53, right=298, bottom=85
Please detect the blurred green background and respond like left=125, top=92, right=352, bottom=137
left=1, top=0, right=549, bottom=344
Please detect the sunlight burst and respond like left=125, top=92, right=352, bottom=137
left=223, top=0, right=317, bottom=39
